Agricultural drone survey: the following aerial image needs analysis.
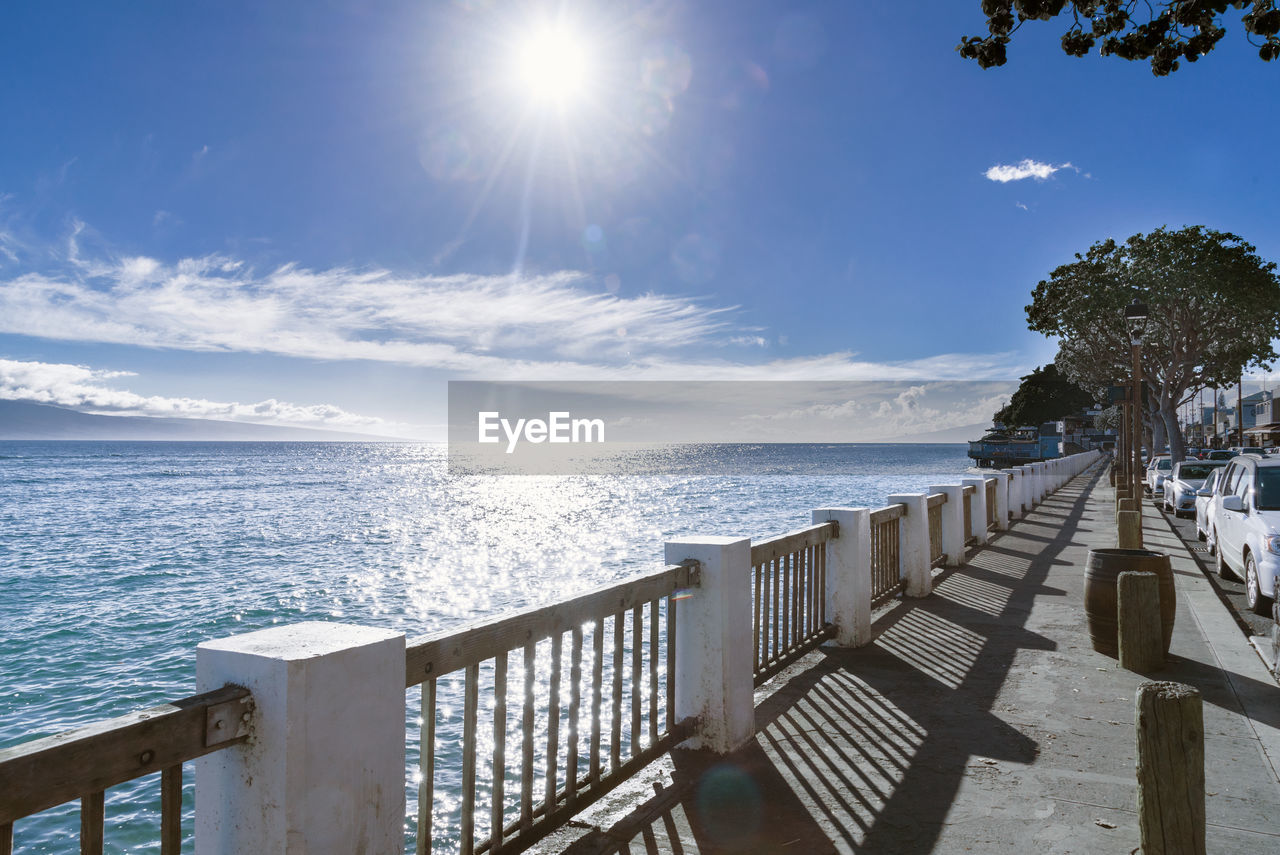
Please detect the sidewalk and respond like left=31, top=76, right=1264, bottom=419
left=547, top=465, right=1280, bottom=854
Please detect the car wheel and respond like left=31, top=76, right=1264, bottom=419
left=1197, top=524, right=1206, bottom=542
left=1215, top=532, right=1233, bottom=578
left=1245, top=552, right=1273, bottom=616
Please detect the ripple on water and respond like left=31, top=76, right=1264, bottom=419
left=0, top=440, right=972, bottom=852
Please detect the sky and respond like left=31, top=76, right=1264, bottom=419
left=1, top=1, right=1278, bottom=439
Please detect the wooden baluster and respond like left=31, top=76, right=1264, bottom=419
left=461, top=665, right=479, bottom=855
left=611, top=614, right=623, bottom=770
left=630, top=605, right=642, bottom=755
left=545, top=634, right=561, bottom=817
left=781, top=551, right=791, bottom=653
left=80, top=790, right=104, bottom=855
left=492, top=654, right=507, bottom=850
left=648, top=599, right=659, bottom=744
left=160, top=765, right=181, bottom=855
left=666, top=598, right=676, bottom=730
left=771, top=556, right=780, bottom=663
left=590, top=626, right=603, bottom=785
left=417, top=678, right=436, bottom=855
left=752, top=561, right=761, bottom=671
left=520, top=643, right=535, bottom=833
left=567, top=627, right=582, bottom=807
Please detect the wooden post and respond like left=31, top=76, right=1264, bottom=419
left=1136, top=681, right=1205, bottom=855
left=1118, top=509, right=1142, bottom=549
left=1118, top=571, right=1163, bottom=671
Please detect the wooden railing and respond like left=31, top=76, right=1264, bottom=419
left=926, top=492, right=946, bottom=568
left=751, top=521, right=838, bottom=685
left=985, top=479, right=998, bottom=530
left=0, top=685, right=253, bottom=855
left=962, top=484, right=976, bottom=545
left=869, top=504, right=905, bottom=605
left=404, top=562, right=700, bottom=855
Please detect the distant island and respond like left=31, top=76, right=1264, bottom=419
left=0, top=400, right=396, bottom=441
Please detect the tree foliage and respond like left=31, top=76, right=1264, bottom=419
left=994, top=363, right=1097, bottom=426
left=959, top=1, right=1280, bottom=76
left=1026, top=225, right=1280, bottom=461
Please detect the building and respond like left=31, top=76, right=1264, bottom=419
left=1244, top=389, right=1280, bottom=447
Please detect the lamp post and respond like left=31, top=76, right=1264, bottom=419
left=1125, top=299, right=1149, bottom=535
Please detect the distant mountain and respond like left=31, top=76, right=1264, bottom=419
left=869, top=421, right=988, bottom=444
left=0, top=400, right=395, bottom=441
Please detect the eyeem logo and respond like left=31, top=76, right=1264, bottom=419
left=478, top=412, right=605, bottom=453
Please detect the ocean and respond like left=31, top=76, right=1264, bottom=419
left=1, top=441, right=976, bottom=852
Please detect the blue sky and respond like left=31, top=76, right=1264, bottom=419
left=1, top=1, right=1277, bottom=438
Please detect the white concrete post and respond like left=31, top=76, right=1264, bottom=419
left=887, top=493, right=930, bottom=597
left=195, top=622, right=406, bottom=855
left=1010, top=468, right=1026, bottom=517
left=929, top=485, right=966, bottom=566
left=993, top=471, right=1010, bottom=530
left=664, top=536, right=754, bottom=753
left=813, top=508, right=871, bottom=646
left=1033, top=463, right=1046, bottom=503
left=962, top=478, right=990, bottom=545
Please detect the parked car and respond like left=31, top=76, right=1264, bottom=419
left=1212, top=454, right=1280, bottom=614
left=1229, top=446, right=1267, bottom=455
left=1196, top=467, right=1225, bottom=550
left=1164, top=460, right=1229, bottom=516
left=1145, top=455, right=1173, bottom=495
left=1206, top=449, right=1236, bottom=461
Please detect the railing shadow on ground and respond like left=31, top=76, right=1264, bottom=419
left=557, top=467, right=1104, bottom=854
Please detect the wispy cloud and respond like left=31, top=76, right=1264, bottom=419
left=0, top=358, right=399, bottom=433
left=984, top=159, right=1074, bottom=183
left=0, top=229, right=1035, bottom=383
left=0, top=252, right=736, bottom=370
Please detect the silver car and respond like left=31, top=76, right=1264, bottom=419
left=1145, top=455, right=1173, bottom=495
left=1196, top=467, right=1225, bottom=551
left=1166, top=460, right=1229, bottom=517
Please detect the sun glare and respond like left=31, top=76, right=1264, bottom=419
left=514, top=24, right=590, bottom=106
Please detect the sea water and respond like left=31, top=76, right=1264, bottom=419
left=0, top=441, right=975, bottom=852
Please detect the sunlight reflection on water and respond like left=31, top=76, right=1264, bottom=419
left=0, top=440, right=974, bottom=852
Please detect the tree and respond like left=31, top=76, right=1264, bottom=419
left=1095, top=404, right=1123, bottom=431
left=1025, top=226, right=1280, bottom=464
left=994, top=363, right=1097, bottom=426
left=959, top=1, right=1280, bottom=76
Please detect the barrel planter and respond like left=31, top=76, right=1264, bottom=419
left=1084, top=549, right=1175, bottom=658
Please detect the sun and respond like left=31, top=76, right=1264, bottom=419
left=513, top=24, right=591, bottom=106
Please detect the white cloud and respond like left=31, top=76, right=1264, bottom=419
left=0, top=358, right=397, bottom=433
left=985, top=159, right=1074, bottom=183
left=0, top=254, right=736, bottom=371
left=0, top=234, right=1037, bottom=384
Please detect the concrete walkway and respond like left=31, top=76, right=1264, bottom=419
left=546, top=464, right=1280, bottom=854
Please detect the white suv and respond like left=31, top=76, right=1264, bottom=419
left=1213, top=454, right=1280, bottom=614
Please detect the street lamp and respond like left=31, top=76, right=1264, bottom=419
left=1125, top=299, right=1149, bottom=533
